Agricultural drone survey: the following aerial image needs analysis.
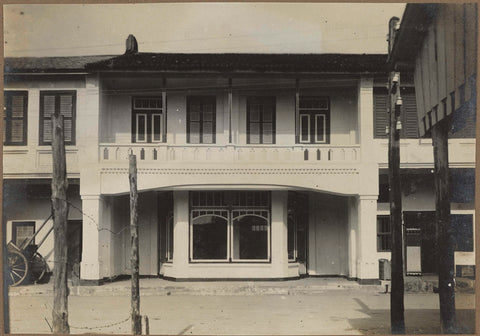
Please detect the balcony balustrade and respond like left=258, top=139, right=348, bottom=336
left=99, top=144, right=360, bottom=164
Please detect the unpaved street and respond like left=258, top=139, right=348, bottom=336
left=9, top=290, right=475, bottom=334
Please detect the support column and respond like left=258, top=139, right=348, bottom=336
left=270, top=191, right=288, bottom=278
left=80, top=195, right=103, bottom=282
left=356, top=195, right=379, bottom=283
left=347, top=196, right=358, bottom=279
left=171, top=191, right=189, bottom=278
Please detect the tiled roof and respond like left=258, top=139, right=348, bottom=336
left=4, top=55, right=115, bottom=73
left=4, top=53, right=388, bottom=74
left=85, top=53, right=388, bottom=74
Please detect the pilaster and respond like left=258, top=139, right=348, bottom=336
left=357, top=77, right=374, bottom=162
left=80, top=195, right=103, bottom=280
left=171, top=191, right=189, bottom=277
left=270, top=190, right=289, bottom=277
left=356, top=194, right=379, bottom=282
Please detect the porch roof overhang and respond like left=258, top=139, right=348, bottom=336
left=5, top=53, right=388, bottom=77
left=85, top=53, right=389, bottom=75
left=387, top=3, right=437, bottom=71
left=4, top=55, right=115, bottom=74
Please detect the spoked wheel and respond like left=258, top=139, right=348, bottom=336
left=29, top=252, right=50, bottom=284
left=7, top=250, right=28, bottom=287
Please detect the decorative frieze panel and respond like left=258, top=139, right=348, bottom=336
left=100, top=167, right=359, bottom=175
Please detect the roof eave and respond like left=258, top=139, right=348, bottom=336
left=388, top=3, right=437, bottom=68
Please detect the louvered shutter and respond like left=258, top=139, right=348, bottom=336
left=42, top=95, right=55, bottom=143
left=402, top=92, right=419, bottom=139
left=60, top=94, right=74, bottom=142
left=40, top=91, right=76, bottom=145
left=373, top=92, right=388, bottom=138
left=3, top=91, right=27, bottom=145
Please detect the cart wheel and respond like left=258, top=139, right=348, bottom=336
left=30, top=252, right=50, bottom=284
left=7, top=250, right=28, bottom=286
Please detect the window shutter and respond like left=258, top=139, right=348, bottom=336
left=60, top=94, right=74, bottom=142
left=11, top=95, right=25, bottom=118
left=42, top=95, right=56, bottom=143
left=4, top=92, right=27, bottom=145
left=10, top=95, right=26, bottom=143
left=402, top=92, right=419, bottom=139
left=373, top=93, right=388, bottom=138
left=40, top=91, right=75, bottom=145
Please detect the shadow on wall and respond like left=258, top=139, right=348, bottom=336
left=348, top=298, right=475, bottom=335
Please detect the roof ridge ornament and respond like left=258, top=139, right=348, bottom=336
left=125, top=34, right=138, bottom=54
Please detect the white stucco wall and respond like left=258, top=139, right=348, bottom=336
left=108, top=192, right=159, bottom=277
left=308, top=193, right=349, bottom=276
left=3, top=77, right=86, bottom=178
left=4, top=182, right=82, bottom=270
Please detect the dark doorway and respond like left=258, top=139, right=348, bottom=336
left=67, top=220, right=82, bottom=282
left=404, top=211, right=437, bottom=274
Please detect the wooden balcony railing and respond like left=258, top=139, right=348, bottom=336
left=99, top=144, right=360, bottom=164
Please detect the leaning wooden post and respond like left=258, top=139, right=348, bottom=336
left=129, top=154, right=142, bottom=335
left=51, top=112, right=70, bottom=334
left=432, top=120, right=457, bottom=333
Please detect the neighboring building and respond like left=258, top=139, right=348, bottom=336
left=3, top=35, right=475, bottom=284
left=387, top=3, right=477, bottom=278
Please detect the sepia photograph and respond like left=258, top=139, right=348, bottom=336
left=2, top=2, right=477, bottom=335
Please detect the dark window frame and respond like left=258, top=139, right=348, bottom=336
left=452, top=214, right=474, bottom=252
left=12, top=221, right=35, bottom=248
left=247, top=96, right=276, bottom=144
left=39, top=90, right=76, bottom=146
left=297, top=96, right=330, bottom=144
left=189, top=191, right=271, bottom=263
left=4, top=91, right=28, bottom=146
left=131, top=96, right=164, bottom=143
left=186, top=96, right=216, bottom=144
left=377, top=215, right=391, bottom=252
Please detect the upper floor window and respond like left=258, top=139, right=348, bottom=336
left=132, top=97, right=164, bottom=143
left=373, top=87, right=419, bottom=139
left=4, top=91, right=28, bottom=146
left=298, top=96, right=330, bottom=144
left=187, top=96, right=216, bottom=144
left=247, top=97, right=275, bottom=144
left=39, top=91, right=76, bottom=146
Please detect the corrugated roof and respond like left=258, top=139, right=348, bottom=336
left=85, top=53, right=388, bottom=74
left=4, top=55, right=115, bottom=73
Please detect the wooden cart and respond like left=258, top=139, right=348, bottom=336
left=7, top=214, right=53, bottom=286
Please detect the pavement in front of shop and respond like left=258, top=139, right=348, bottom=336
left=6, top=276, right=476, bottom=335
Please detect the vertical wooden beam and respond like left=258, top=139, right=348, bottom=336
left=431, top=120, right=457, bottom=333
left=51, top=112, right=70, bottom=334
left=388, top=71, right=405, bottom=334
left=129, top=154, right=141, bottom=335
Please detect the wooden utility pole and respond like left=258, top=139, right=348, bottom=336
left=388, top=71, right=405, bottom=334
left=432, top=120, right=457, bottom=333
left=51, top=112, right=70, bottom=334
left=129, top=154, right=142, bottom=335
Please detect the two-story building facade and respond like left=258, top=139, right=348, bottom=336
left=3, top=36, right=475, bottom=285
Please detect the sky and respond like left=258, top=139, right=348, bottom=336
left=4, top=3, right=406, bottom=57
